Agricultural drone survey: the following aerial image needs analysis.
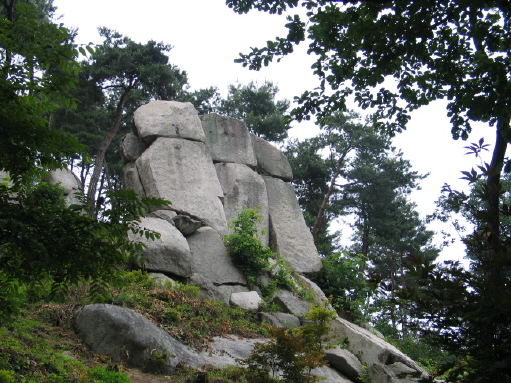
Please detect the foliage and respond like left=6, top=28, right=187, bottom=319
left=224, top=208, right=274, bottom=286
left=310, top=251, right=373, bottom=323
left=217, top=81, right=291, bottom=142
left=244, top=303, right=335, bottom=383
left=0, top=0, right=85, bottom=187
left=0, top=179, right=170, bottom=323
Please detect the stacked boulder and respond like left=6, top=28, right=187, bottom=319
left=121, top=100, right=322, bottom=305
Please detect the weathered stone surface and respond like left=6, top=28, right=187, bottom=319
left=133, top=101, right=205, bottom=144
left=298, top=275, right=330, bottom=305
left=369, top=362, right=400, bottom=383
left=128, top=217, right=192, bottom=277
left=272, top=289, right=311, bottom=316
left=388, top=362, right=417, bottom=377
left=187, top=227, right=246, bottom=285
left=258, top=312, right=301, bottom=328
left=121, top=162, right=146, bottom=198
left=215, top=162, right=269, bottom=246
left=148, top=209, right=177, bottom=225
left=188, top=274, right=248, bottom=304
left=201, top=114, right=257, bottom=166
left=200, top=336, right=265, bottom=368
left=325, top=347, right=364, bottom=381
left=264, top=176, right=322, bottom=274
left=76, top=304, right=204, bottom=372
left=136, top=137, right=227, bottom=232
left=120, top=132, right=145, bottom=163
left=312, top=366, right=354, bottom=383
left=149, top=273, right=176, bottom=287
left=329, top=317, right=427, bottom=379
left=173, top=215, right=202, bottom=236
left=251, top=134, right=293, bottom=181
left=43, top=168, right=82, bottom=206
left=230, top=291, right=262, bottom=310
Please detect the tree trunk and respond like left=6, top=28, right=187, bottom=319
left=87, top=87, right=131, bottom=216
left=311, top=151, right=349, bottom=242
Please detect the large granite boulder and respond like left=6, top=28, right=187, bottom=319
left=76, top=304, right=204, bottom=372
left=200, top=114, right=257, bottom=167
left=128, top=217, right=192, bottom=277
left=264, top=176, right=322, bottom=274
left=188, top=274, right=249, bottom=304
left=251, top=134, right=293, bottom=181
left=200, top=336, right=265, bottom=368
left=230, top=291, right=262, bottom=310
left=43, top=168, right=82, bottom=206
left=215, top=162, right=269, bottom=246
left=325, top=347, right=364, bottom=382
left=136, top=137, right=227, bottom=233
left=187, top=227, right=246, bottom=285
left=133, top=101, right=206, bottom=144
left=329, top=317, right=427, bottom=379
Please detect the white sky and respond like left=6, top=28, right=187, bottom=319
left=54, top=0, right=495, bottom=262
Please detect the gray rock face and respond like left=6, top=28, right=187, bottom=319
left=312, top=366, right=354, bottom=383
left=264, top=176, right=322, bottom=274
left=133, top=101, right=205, bottom=144
left=369, top=362, right=401, bottom=383
left=230, top=291, right=262, bottom=310
left=121, top=162, right=146, bottom=198
left=76, top=304, right=204, bottom=371
left=201, top=114, right=257, bottom=166
left=272, top=289, right=311, bottom=317
left=258, top=312, right=301, bottom=328
left=136, top=137, right=227, bottom=232
left=147, top=209, right=177, bottom=225
left=200, top=336, right=265, bottom=368
left=120, top=132, right=145, bottom=163
left=251, top=134, right=293, bottom=181
left=325, top=347, right=364, bottom=381
left=43, top=168, right=82, bottom=206
left=215, top=162, right=269, bottom=246
left=329, top=317, right=427, bottom=379
left=128, top=217, right=192, bottom=277
left=187, top=227, right=246, bottom=285
left=173, top=215, right=202, bottom=236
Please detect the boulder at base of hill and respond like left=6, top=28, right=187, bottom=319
left=76, top=304, right=204, bottom=372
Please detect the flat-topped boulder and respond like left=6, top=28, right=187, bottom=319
left=136, top=137, right=227, bottom=233
left=201, top=113, right=257, bottom=166
left=134, top=101, right=206, bottom=144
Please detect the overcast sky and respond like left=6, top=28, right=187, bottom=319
left=54, top=0, right=494, bottom=261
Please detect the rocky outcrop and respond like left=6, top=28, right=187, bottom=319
left=101, top=101, right=430, bottom=383
left=76, top=304, right=204, bottom=373
left=120, top=101, right=322, bottom=298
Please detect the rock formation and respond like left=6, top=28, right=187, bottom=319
left=74, top=101, right=430, bottom=383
